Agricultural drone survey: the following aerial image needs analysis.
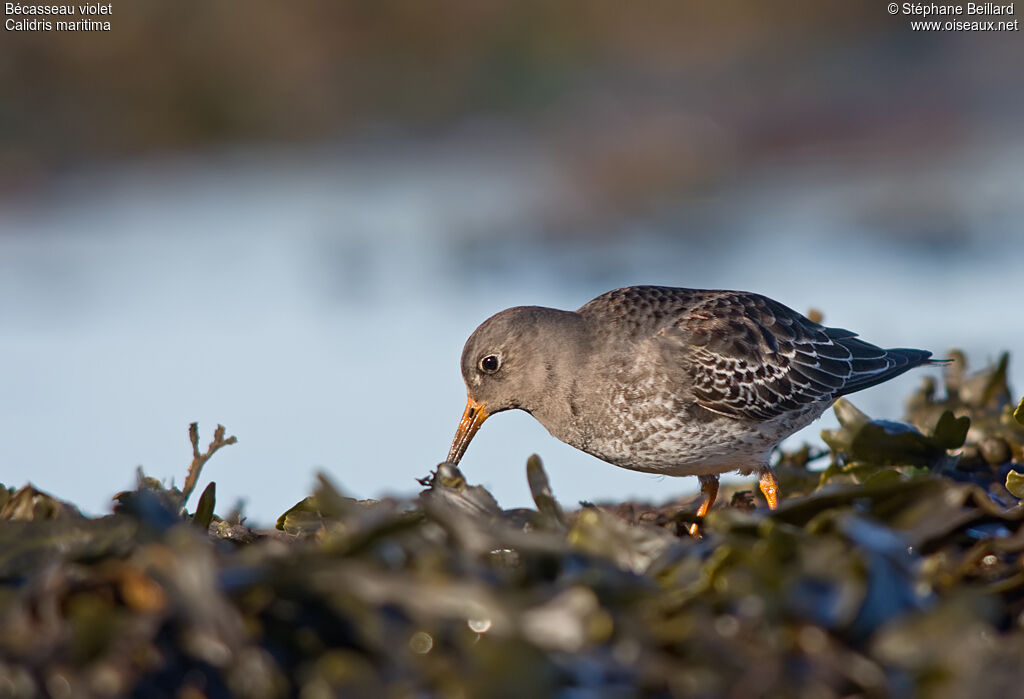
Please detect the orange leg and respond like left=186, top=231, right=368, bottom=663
left=759, top=468, right=779, bottom=510
left=688, top=475, right=719, bottom=537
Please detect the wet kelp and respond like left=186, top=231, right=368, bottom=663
left=1, top=357, right=1023, bottom=697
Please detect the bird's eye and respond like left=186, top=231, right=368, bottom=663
left=479, top=354, right=501, bottom=374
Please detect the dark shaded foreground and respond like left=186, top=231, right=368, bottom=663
left=1, top=353, right=1023, bottom=698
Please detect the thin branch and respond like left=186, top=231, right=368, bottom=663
left=181, top=422, right=237, bottom=510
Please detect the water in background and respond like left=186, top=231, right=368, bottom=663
left=2, top=136, right=1022, bottom=525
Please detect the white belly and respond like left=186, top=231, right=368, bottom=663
left=572, top=397, right=832, bottom=478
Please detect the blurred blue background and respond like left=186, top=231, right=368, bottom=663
left=2, top=2, right=1022, bottom=525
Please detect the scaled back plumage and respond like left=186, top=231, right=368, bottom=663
left=578, top=286, right=936, bottom=422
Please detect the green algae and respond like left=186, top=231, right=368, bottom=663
left=0, top=353, right=1023, bottom=697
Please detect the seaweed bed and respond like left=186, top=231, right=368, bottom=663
left=2, top=354, right=1024, bottom=698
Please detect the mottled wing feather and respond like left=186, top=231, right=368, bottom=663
left=665, top=292, right=912, bottom=422
left=580, top=286, right=934, bottom=423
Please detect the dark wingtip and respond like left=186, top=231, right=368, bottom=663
left=905, top=350, right=955, bottom=367
left=884, top=348, right=936, bottom=367
left=835, top=346, right=944, bottom=397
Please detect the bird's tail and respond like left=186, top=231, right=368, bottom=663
left=836, top=346, right=949, bottom=397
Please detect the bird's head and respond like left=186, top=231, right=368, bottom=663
left=446, top=305, right=584, bottom=465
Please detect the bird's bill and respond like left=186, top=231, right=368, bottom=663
left=446, top=397, right=490, bottom=465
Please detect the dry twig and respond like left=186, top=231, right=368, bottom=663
left=181, top=423, right=237, bottom=510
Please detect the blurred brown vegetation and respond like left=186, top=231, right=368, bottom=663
left=4, top=1, right=1022, bottom=200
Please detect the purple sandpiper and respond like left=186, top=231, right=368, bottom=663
left=447, top=286, right=943, bottom=534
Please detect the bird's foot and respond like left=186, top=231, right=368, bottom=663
left=687, top=474, right=720, bottom=537
left=759, top=468, right=779, bottom=510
